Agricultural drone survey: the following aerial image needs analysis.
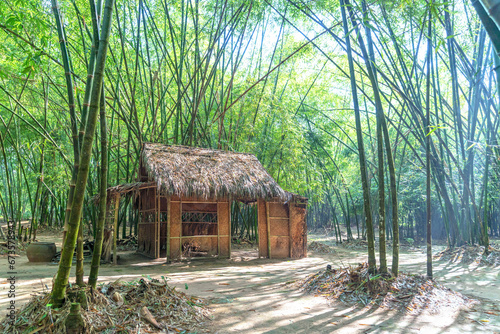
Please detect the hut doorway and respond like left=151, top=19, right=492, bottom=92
left=231, top=202, right=258, bottom=241
left=180, top=202, right=219, bottom=258
left=230, top=201, right=259, bottom=259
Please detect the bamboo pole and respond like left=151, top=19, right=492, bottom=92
left=266, top=201, right=271, bottom=259
left=113, top=195, right=120, bottom=265
left=50, top=0, right=115, bottom=307
left=166, top=196, right=171, bottom=263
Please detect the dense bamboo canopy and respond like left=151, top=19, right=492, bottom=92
left=141, top=143, right=290, bottom=201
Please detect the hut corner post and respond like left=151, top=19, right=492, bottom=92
left=166, top=196, right=171, bottom=263
left=266, top=201, right=271, bottom=259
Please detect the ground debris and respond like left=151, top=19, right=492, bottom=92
left=337, top=239, right=367, bottom=250
left=298, top=262, right=478, bottom=314
left=308, top=241, right=336, bottom=253
left=0, top=277, right=211, bottom=333
left=434, top=245, right=500, bottom=266
left=117, top=235, right=138, bottom=251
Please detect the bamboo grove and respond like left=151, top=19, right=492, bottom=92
left=1, top=0, right=500, bottom=292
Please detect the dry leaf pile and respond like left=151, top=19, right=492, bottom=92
left=308, top=241, right=336, bottom=254
left=299, top=263, right=477, bottom=314
left=434, top=245, right=500, bottom=266
left=1, top=277, right=211, bottom=333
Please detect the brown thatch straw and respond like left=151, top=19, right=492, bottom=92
left=92, top=181, right=151, bottom=204
left=141, top=143, right=290, bottom=201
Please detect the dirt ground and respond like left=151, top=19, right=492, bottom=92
left=1, top=233, right=499, bottom=333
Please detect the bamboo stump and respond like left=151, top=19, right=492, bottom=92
left=65, top=303, right=85, bottom=334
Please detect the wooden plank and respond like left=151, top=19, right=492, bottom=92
left=113, top=194, right=120, bottom=265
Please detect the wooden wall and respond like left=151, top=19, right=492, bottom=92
left=257, top=199, right=307, bottom=259
left=137, top=187, right=157, bottom=258
left=138, top=194, right=231, bottom=261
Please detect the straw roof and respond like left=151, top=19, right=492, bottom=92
left=141, top=143, right=290, bottom=201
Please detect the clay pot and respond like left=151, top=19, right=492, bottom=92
left=27, top=242, right=57, bottom=262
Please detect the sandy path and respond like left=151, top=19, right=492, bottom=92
left=1, top=234, right=499, bottom=333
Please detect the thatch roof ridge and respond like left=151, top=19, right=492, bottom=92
left=141, top=143, right=290, bottom=201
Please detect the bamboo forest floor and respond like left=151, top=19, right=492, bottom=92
left=1, top=231, right=499, bottom=333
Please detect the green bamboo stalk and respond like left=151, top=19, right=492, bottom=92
left=51, top=0, right=115, bottom=307
left=88, top=85, right=108, bottom=289
left=51, top=0, right=81, bottom=242
left=425, top=5, right=433, bottom=279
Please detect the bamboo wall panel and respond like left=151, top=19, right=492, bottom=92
left=270, top=236, right=290, bottom=258
left=290, top=203, right=307, bottom=258
left=183, top=203, right=217, bottom=212
left=170, top=202, right=181, bottom=238
left=270, top=218, right=289, bottom=236
left=268, top=202, right=288, bottom=217
left=182, top=223, right=217, bottom=236
left=170, top=238, right=180, bottom=260
left=160, top=223, right=167, bottom=258
left=181, top=237, right=218, bottom=256
left=257, top=199, right=268, bottom=258
left=218, top=202, right=230, bottom=235
left=138, top=223, right=155, bottom=258
left=140, top=188, right=156, bottom=211
left=219, top=236, right=230, bottom=257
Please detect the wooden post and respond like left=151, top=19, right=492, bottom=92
left=179, top=197, right=182, bottom=258
left=228, top=197, right=232, bottom=259
left=288, top=203, right=292, bottom=258
left=217, top=201, right=221, bottom=258
left=156, top=189, right=160, bottom=259
left=166, top=197, right=171, bottom=263
left=266, top=201, right=271, bottom=259
left=113, top=194, right=120, bottom=265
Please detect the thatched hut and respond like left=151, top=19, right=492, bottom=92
left=126, top=143, right=307, bottom=261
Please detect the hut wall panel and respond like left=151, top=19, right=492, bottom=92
left=170, top=202, right=181, bottom=238
left=257, top=199, right=268, bottom=258
left=182, top=223, right=217, bottom=236
left=138, top=223, right=155, bottom=258
left=270, top=219, right=289, bottom=236
left=160, top=223, right=167, bottom=258
left=270, top=236, right=290, bottom=258
left=170, top=238, right=180, bottom=260
left=181, top=237, right=218, bottom=256
left=182, top=203, right=217, bottom=213
left=290, top=203, right=307, bottom=258
left=268, top=202, right=288, bottom=218
left=219, top=236, right=230, bottom=257
left=140, top=188, right=156, bottom=211
left=160, top=197, right=168, bottom=210
left=218, top=202, right=230, bottom=236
